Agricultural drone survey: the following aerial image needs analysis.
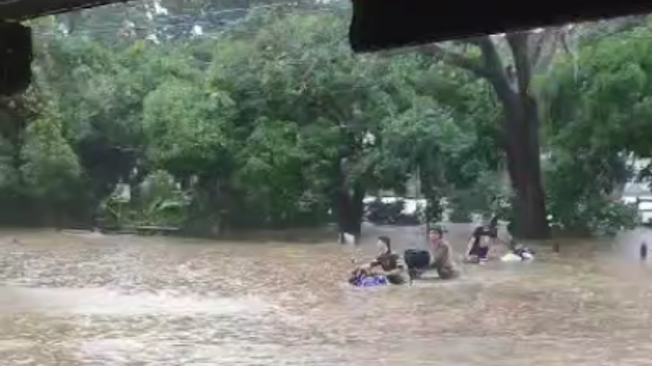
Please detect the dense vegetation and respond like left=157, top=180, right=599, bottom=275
left=0, top=0, right=649, bottom=239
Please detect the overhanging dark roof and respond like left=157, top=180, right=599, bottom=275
left=0, top=0, right=135, bottom=21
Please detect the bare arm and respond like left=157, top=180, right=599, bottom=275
left=368, top=257, right=381, bottom=267
left=357, top=258, right=380, bottom=272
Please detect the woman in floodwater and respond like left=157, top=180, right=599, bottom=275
left=465, top=217, right=499, bottom=264
left=353, top=236, right=408, bottom=285
left=428, top=227, right=459, bottom=279
left=466, top=217, right=516, bottom=263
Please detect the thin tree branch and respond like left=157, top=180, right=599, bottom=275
left=379, top=36, right=515, bottom=104
left=378, top=40, right=491, bottom=79
left=418, top=43, right=491, bottom=78
left=474, top=36, right=512, bottom=93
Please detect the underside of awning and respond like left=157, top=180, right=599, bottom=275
left=0, top=0, right=134, bottom=22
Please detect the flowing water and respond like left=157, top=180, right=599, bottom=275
left=0, top=225, right=650, bottom=365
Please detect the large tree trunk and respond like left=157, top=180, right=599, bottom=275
left=334, top=184, right=365, bottom=244
left=419, top=159, right=445, bottom=225
left=502, top=92, right=549, bottom=239
left=416, top=32, right=553, bottom=238
left=482, top=33, right=550, bottom=239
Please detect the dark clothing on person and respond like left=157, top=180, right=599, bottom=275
left=474, top=225, right=498, bottom=240
left=385, top=274, right=405, bottom=285
left=468, top=245, right=489, bottom=260
left=468, top=225, right=496, bottom=260
left=370, top=252, right=407, bottom=285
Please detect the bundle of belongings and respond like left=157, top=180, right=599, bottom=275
left=500, top=243, right=535, bottom=262
left=348, top=269, right=390, bottom=287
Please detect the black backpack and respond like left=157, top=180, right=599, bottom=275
left=403, top=249, right=431, bottom=269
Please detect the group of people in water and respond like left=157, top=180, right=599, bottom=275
left=349, top=218, right=533, bottom=286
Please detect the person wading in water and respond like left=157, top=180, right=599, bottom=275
left=465, top=217, right=500, bottom=264
left=353, top=236, right=408, bottom=285
left=428, top=227, right=459, bottom=279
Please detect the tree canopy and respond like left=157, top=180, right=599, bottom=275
left=0, top=2, right=648, bottom=239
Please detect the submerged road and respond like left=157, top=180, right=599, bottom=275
left=0, top=226, right=649, bottom=365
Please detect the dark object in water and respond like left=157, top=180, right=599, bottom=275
left=553, top=242, right=560, bottom=253
left=513, top=246, right=535, bottom=259
left=640, top=242, right=648, bottom=261
left=339, top=232, right=358, bottom=245
left=513, top=245, right=535, bottom=257
left=403, top=249, right=431, bottom=283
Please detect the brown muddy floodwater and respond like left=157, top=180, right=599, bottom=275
left=0, top=224, right=650, bottom=366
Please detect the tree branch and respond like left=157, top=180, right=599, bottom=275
left=473, top=36, right=513, bottom=95
left=418, top=43, right=491, bottom=78
left=378, top=40, right=491, bottom=79
left=506, top=32, right=532, bottom=94
left=378, top=36, right=515, bottom=103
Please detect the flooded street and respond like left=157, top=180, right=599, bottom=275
left=0, top=226, right=650, bottom=365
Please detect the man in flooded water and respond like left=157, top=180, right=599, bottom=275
left=354, top=236, right=408, bottom=285
left=428, top=227, right=459, bottom=280
left=465, top=217, right=499, bottom=264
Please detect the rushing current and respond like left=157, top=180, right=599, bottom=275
left=0, top=225, right=650, bottom=366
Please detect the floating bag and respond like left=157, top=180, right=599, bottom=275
left=404, top=249, right=431, bottom=269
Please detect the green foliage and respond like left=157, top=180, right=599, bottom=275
left=448, top=171, right=508, bottom=223
left=544, top=153, right=639, bottom=236
left=540, top=25, right=652, bottom=236
left=0, top=3, right=644, bottom=239
left=543, top=27, right=652, bottom=159
left=137, top=170, right=190, bottom=226
left=20, top=107, right=81, bottom=203
left=143, top=79, right=235, bottom=177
